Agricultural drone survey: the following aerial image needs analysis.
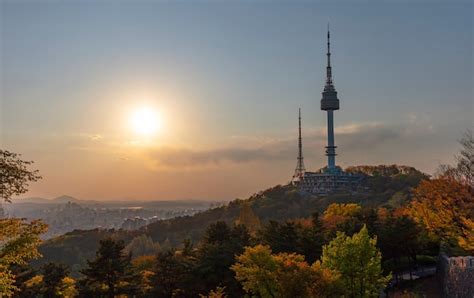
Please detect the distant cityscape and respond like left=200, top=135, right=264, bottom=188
left=3, top=197, right=222, bottom=239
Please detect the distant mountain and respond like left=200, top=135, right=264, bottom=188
left=14, top=197, right=57, bottom=204
left=51, top=195, right=82, bottom=203
left=15, top=195, right=219, bottom=207
left=14, top=195, right=81, bottom=204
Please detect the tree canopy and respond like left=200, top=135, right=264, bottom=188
left=232, top=244, right=342, bottom=297
left=408, top=178, right=473, bottom=254
left=0, top=217, right=47, bottom=296
left=0, top=150, right=41, bottom=203
left=78, top=238, right=140, bottom=298
left=321, top=225, right=391, bottom=297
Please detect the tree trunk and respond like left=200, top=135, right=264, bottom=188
left=108, top=281, right=115, bottom=298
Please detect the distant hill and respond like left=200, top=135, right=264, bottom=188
left=14, top=196, right=219, bottom=208
left=15, top=195, right=86, bottom=204
left=36, top=165, right=428, bottom=272
left=52, top=195, right=83, bottom=203
left=14, top=197, right=55, bottom=204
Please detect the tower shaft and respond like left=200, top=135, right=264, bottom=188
left=326, top=110, right=336, bottom=168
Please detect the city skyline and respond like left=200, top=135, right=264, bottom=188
left=1, top=1, right=472, bottom=201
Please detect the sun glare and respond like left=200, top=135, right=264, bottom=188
left=130, top=106, right=161, bottom=137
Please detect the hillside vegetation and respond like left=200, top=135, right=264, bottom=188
left=36, top=165, right=428, bottom=272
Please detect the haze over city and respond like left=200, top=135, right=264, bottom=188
left=1, top=1, right=472, bottom=201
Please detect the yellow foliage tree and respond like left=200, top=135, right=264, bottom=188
left=235, top=203, right=261, bottom=235
left=231, top=244, right=342, bottom=297
left=1, top=150, right=47, bottom=296
left=0, top=219, right=47, bottom=296
left=324, top=203, right=362, bottom=218
left=408, top=178, right=474, bottom=253
left=322, top=203, right=362, bottom=230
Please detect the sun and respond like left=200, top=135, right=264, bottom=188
left=129, top=106, right=161, bottom=137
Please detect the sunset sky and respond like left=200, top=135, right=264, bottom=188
left=1, top=1, right=472, bottom=201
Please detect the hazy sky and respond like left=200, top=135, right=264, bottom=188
left=1, top=0, right=472, bottom=201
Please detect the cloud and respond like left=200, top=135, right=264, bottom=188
left=89, top=134, right=103, bottom=141
left=49, top=121, right=431, bottom=172
left=144, top=122, right=405, bottom=170
left=146, top=145, right=291, bottom=169
left=336, top=123, right=401, bottom=150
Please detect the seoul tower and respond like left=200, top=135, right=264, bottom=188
left=320, top=26, right=340, bottom=171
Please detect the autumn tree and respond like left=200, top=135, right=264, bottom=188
left=235, top=202, right=261, bottom=235
left=321, top=225, right=390, bottom=297
left=408, top=178, right=473, bottom=253
left=78, top=238, right=140, bottom=298
left=232, top=244, right=342, bottom=297
left=324, top=203, right=362, bottom=218
left=0, top=219, right=47, bottom=296
left=200, top=286, right=227, bottom=298
left=124, top=234, right=161, bottom=258
left=0, top=150, right=41, bottom=203
left=322, top=203, right=364, bottom=236
left=322, top=203, right=362, bottom=229
left=0, top=150, right=46, bottom=296
left=130, top=255, right=155, bottom=294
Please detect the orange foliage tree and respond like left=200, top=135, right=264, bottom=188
left=231, top=245, right=342, bottom=297
left=408, top=177, right=473, bottom=253
left=322, top=203, right=362, bottom=231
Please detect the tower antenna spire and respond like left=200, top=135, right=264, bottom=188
left=293, top=108, right=306, bottom=182
left=326, top=23, right=333, bottom=86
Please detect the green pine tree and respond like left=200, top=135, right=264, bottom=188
left=78, top=238, right=140, bottom=298
left=41, top=263, right=69, bottom=298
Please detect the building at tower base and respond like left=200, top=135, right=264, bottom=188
left=298, top=167, right=363, bottom=195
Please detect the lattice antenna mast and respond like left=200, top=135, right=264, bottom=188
left=293, top=108, right=306, bottom=181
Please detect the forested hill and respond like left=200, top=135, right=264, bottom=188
left=36, top=165, right=428, bottom=272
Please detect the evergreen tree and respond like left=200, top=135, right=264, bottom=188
left=259, top=219, right=325, bottom=263
left=78, top=238, right=140, bottom=298
left=375, top=212, right=430, bottom=280
left=149, top=249, right=196, bottom=297
left=195, top=222, right=251, bottom=296
left=259, top=221, right=298, bottom=253
left=41, top=263, right=69, bottom=298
